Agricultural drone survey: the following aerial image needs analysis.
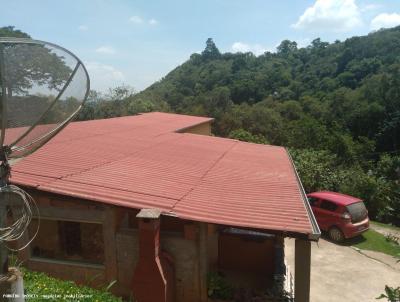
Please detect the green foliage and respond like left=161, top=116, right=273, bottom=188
left=0, top=26, right=30, bottom=38
left=22, top=269, right=122, bottom=302
left=229, top=129, right=268, bottom=144
left=202, top=38, right=221, bottom=60
left=289, top=149, right=339, bottom=192
left=376, top=285, right=400, bottom=301
left=207, top=272, right=234, bottom=300
left=0, top=26, right=72, bottom=96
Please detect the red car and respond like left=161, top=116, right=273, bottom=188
left=307, top=191, right=369, bottom=242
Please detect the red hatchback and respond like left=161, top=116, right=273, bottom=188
left=307, top=191, right=369, bottom=242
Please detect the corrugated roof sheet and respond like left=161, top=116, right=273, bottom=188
left=10, top=112, right=319, bottom=239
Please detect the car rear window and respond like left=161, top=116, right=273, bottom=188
left=346, top=202, right=367, bottom=223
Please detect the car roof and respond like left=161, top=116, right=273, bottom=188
left=307, top=191, right=362, bottom=206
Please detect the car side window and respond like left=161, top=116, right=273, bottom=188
left=308, top=197, right=318, bottom=206
left=320, top=200, right=338, bottom=212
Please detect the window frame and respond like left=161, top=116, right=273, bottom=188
left=29, top=217, right=105, bottom=267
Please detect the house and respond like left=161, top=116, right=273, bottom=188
left=11, top=112, right=320, bottom=302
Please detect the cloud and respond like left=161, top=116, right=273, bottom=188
left=360, top=3, right=381, bottom=13
left=129, top=16, right=143, bottom=24
left=149, top=18, right=158, bottom=25
left=85, top=62, right=125, bottom=92
left=95, top=46, right=116, bottom=55
left=370, top=13, right=400, bottom=30
left=231, top=42, right=271, bottom=55
left=292, top=0, right=363, bottom=32
left=78, top=25, right=88, bottom=31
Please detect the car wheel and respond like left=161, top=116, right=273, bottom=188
left=329, top=227, right=345, bottom=242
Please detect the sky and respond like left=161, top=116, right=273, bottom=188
left=1, top=0, right=400, bottom=92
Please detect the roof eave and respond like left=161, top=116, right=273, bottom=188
left=286, top=149, right=321, bottom=241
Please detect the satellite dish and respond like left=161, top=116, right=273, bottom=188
left=0, top=38, right=90, bottom=159
left=0, top=38, right=90, bottom=277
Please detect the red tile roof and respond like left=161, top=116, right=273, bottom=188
left=10, top=112, right=320, bottom=239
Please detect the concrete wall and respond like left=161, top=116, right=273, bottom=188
left=115, top=228, right=139, bottom=297
left=161, top=232, right=200, bottom=302
left=113, top=225, right=201, bottom=301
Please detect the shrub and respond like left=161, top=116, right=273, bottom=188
left=22, top=269, right=122, bottom=302
left=207, top=271, right=234, bottom=300
left=376, top=285, right=400, bottom=302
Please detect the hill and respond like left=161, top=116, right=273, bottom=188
left=125, top=29, right=400, bottom=222
left=135, top=29, right=400, bottom=151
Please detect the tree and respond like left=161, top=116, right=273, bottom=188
left=0, top=26, right=72, bottom=97
left=229, top=129, right=268, bottom=144
left=106, top=85, right=136, bottom=101
left=277, top=40, right=297, bottom=55
left=201, top=38, right=221, bottom=60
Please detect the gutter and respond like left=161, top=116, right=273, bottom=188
left=286, top=149, right=321, bottom=241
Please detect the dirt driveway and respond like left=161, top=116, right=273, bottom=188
left=285, top=238, right=400, bottom=302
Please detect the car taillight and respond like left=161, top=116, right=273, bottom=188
left=341, top=212, right=351, bottom=221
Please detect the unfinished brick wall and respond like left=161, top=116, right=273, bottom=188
left=161, top=233, right=200, bottom=302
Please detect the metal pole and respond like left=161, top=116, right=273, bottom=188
left=0, top=42, right=9, bottom=277
left=0, top=41, right=12, bottom=302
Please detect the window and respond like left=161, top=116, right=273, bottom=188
left=29, top=219, right=104, bottom=265
left=320, top=200, right=338, bottom=212
left=308, top=197, right=318, bottom=206
left=346, top=202, right=367, bottom=223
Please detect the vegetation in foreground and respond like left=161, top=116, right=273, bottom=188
left=23, top=269, right=122, bottom=302
left=377, top=285, right=400, bottom=302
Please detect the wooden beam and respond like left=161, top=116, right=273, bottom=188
left=103, top=207, right=118, bottom=283
left=198, top=222, right=208, bottom=302
left=34, top=206, right=104, bottom=223
left=295, top=239, right=311, bottom=302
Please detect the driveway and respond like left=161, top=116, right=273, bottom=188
left=285, top=238, right=400, bottom=302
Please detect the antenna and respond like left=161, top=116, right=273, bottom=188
left=0, top=38, right=89, bottom=283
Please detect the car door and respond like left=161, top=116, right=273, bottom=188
left=317, top=199, right=339, bottom=229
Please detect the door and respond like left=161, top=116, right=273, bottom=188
left=317, top=200, right=339, bottom=230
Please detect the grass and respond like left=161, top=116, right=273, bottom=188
left=345, top=229, right=400, bottom=259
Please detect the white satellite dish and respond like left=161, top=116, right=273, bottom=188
left=0, top=38, right=90, bottom=277
left=0, top=38, right=90, bottom=159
